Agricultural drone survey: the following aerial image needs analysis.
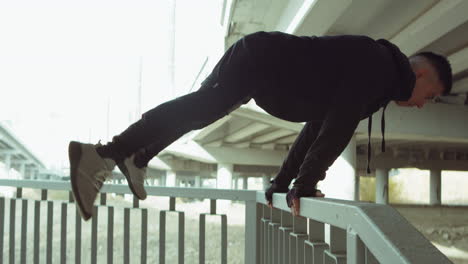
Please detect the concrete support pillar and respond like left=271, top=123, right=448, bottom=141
left=166, top=170, right=176, bottom=187
left=320, top=134, right=357, bottom=200
left=217, top=163, right=233, bottom=189
left=243, top=176, right=248, bottom=190
left=376, top=168, right=389, bottom=204
left=232, top=176, right=238, bottom=189
left=195, top=175, right=201, bottom=188
left=430, top=169, right=442, bottom=205
left=4, top=154, right=11, bottom=178
left=355, top=172, right=360, bottom=201
left=262, top=174, right=270, bottom=190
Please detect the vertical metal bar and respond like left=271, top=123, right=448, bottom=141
left=46, top=201, right=53, bottom=264
left=199, top=214, right=205, bottom=264
left=141, top=208, right=148, bottom=264
left=178, top=212, right=185, bottom=264
left=262, top=205, right=271, bottom=264
left=291, top=215, right=307, bottom=264
left=61, top=203, right=67, bottom=264
left=100, top=193, right=106, bottom=206
left=270, top=208, right=281, bottom=264
left=41, top=189, right=48, bottom=200
left=330, top=225, right=346, bottom=254
left=210, top=199, right=216, bottom=214
left=133, top=196, right=139, bottom=208
left=20, top=199, right=28, bottom=264
left=221, top=214, right=227, bottom=264
left=75, top=208, right=82, bottom=264
left=69, top=191, right=74, bottom=203
left=107, top=207, right=114, bottom=264
left=124, top=208, right=130, bottom=264
left=169, top=197, right=175, bottom=211
left=0, top=197, right=4, bottom=262
left=33, top=201, right=40, bottom=264
left=9, top=199, right=15, bottom=264
left=244, top=201, right=260, bottom=264
left=91, top=206, right=98, bottom=264
left=159, top=211, right=166, bottom=264
left=280, top=210, right=293, bottom=264
left=346, top=227, right=365, bottom=264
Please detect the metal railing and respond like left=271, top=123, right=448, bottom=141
left=0, top=179, right=451, bottom=263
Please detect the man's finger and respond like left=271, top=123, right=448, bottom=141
left=315, top=190, right=325, bottom=197
left=267, top=201, right=273, bottom=209
left=291, top=198, right=300, bottom=216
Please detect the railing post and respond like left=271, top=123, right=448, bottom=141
left=304, top=219, right=328, bottom=264
left=244, top=200, right=260, bottom=264
left=261, top=205, right=271, bottom=264
left=0, top=197, right=4, bottom=262
left=279, top=210, right=293, bottom=264
left=324, top=226, right=347, bottom=263
left=269, top=207, right=281, bottom=264
left=20, top=199, right=28, bottom=264
left=61, top=203, right=67, bottom=264
left=290, top=215, right=307, bottom=264
left=346, top=226, right=365, bottom=264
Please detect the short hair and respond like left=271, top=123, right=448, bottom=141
left=411, top=51, right=453, bottom=95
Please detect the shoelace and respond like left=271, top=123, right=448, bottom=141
left=94, top=170, right=112, bottom=191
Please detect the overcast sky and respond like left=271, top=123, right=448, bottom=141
left=0, top=0, right=222, bottom=170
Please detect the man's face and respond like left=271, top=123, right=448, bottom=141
left=395, top=68, right=444, bottom=108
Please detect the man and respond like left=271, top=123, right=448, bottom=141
left=69, top=31, right=452, bottom=220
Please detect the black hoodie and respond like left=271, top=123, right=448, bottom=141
left=243, top=31, right=416, bottom=188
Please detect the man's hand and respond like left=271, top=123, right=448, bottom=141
left=290, top=190, right=325, bottom=216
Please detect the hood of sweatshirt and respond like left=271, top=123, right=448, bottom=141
left=366, top=39, right=416, bottom=174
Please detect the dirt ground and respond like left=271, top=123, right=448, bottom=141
left=395, top=205, right=468, bottom=264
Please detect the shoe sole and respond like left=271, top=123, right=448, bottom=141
left=69, top=141, right=92, bottom=221
left=117, top=162, right=146, bottom=200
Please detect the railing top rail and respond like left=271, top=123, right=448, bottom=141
left=259, top=192, right=451, bottom=264
left=0, top=179, right=257, bottom=201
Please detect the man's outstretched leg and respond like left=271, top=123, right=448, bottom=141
left=69, top=33, right=262, bottom=220
left=70, top=81, right=254, bottom=220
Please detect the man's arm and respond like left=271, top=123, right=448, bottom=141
left=272, top=121, right=323, bottom=186
left=292, top=98, right=365, bottom=190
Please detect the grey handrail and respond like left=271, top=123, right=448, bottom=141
left=261, top=192, right=452, bottom=264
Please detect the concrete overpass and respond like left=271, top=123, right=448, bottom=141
left=0, top=122, right=52, bottom=179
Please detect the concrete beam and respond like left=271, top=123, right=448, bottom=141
left=192, top=115, right=232, bottom=142
left=225, top=122, right=269, bottom=143
left=276, top=134, right=298, bottom=144
left=452, top=77, right=468, bottom=94
left=251, top=129, right=295, bottom=144
left=391, top=0, right=468, bottom=56
left=163, top=141, right=217, bottom=163
left=277, top=0, right=352, bottom=36
left=356, top=102, right=468, bottom=143
left=357, top=154, right=468, bottom=171
left=449, top=46, right=468, bottom=75
left=164, top=141, right=287, bottom=166
left=203, top=146, right=287, bottom=166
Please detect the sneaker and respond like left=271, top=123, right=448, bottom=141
left=117, top=153, right=147, bottom=200
left=68, top=141, right=116, bottom=221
